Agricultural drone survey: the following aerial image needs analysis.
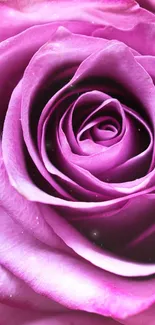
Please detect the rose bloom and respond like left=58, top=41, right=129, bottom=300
left=1, top=0, right=155, bottom=324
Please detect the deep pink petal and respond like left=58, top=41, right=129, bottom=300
left=0, top=304, right=119, bottom=325
left=1, top=204, right=155, bottom=320
left=136, top=0, right=155, bottom=12
left=43, top=199, right=155, bottom=276
left=120, top=304, right=155, bottom=325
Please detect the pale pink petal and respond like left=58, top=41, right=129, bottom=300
left=1, top=0, right=155, bottom=41
left=0, top=264, right=67, bottom=312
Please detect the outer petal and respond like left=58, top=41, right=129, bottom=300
left=0, top=305, right=119, bottom=325
left=0, top=19, right=97, bottom=129
left=136, top=55, right=155, bottom=83
left=2, top=200, right=155, bottom=320
left=44, top=199, right=155, bottom=276
left=93, top=22, right=155, bottom=56
left=0, top=264, right=67, bottom=312
left=1, top=0, right=155, bottom=41
left=0, top=143, right=73, bottom=254
left=120, top=304, right=155, bottom=325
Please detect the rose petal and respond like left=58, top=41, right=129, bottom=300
left=0, top=141, right=74, bottom=255
left=136, top=55, right=155, bottom=83
left=3, top=100, right=155, bottom=277
left=0, top=303, right=45, bottom=325
left=1, top=0, right=155, bottom=41
left=0, top=21, right=95, bottom=129
left=0, top=1, right=102, bottom=41
left=120, top=304, right=155, bottom=325
left=118, top=193, right=155, bottom=262
left=0, top=304, right=119, bottom=325
left=1, top=204, right=155, bottom=319
left=43, top=200, right=155, bottom=276
left=136, top=0, right=155, bottom=13
left=93, top=22, right=155, bottom=55
left=57, top=96, right=132, bottom=174
left=0, top=265, right=66, bottom=312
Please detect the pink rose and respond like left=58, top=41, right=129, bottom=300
left=1, top=0, right=155, bottom=324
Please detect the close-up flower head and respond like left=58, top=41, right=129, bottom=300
left=0, top=0, right=155, bottom=324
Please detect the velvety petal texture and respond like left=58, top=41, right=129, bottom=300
left=1, top=0, right=155, bottom=324
left=1, top=186, right=155, bottom=322
left=0, top=304, right=119, bottom=325
left=136, top=0, right=155, bottom=12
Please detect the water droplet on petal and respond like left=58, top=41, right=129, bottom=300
left=90, top=229, right=100, bottom=240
